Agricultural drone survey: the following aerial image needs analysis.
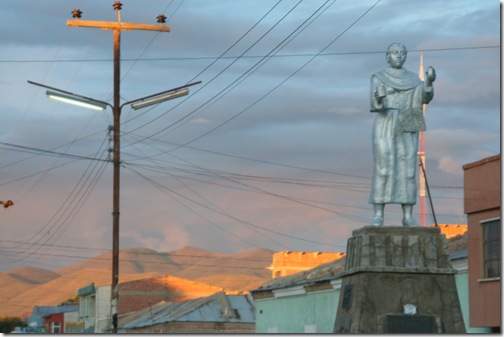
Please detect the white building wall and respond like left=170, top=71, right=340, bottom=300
left=95, top=285, right=111, bottom=333
left=64, top=311, right=79, bottom=323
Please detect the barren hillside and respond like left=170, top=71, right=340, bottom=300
left=0, top=246, right=274, bottom=319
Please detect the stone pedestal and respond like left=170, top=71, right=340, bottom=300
left=333, top=226, right=466, bottom=333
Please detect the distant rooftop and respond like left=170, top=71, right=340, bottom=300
left=122, top=292, right=255, bottom=330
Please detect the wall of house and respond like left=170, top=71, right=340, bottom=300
left=117, top=276, right=225, bottom=316
left=452, top=262, right=491, bottom=333
left=44, top=313, right=64, bottom=333
left=255, top=264, right=480, bottom=334
left=269, top=251, right=345, bottom=278
left=78, top=293, right=96, bottom=332
left=255, top=283, right=340, bottom=333
left=95, top=285, right=111, bottom=333
left=463, top=154, right=501, bottom=330
left=467, top=210, right=500, bottom=328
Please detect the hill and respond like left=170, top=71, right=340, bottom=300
left=0, top=267, right=61, bottom=302
left=0, top=246, right=273, bottom=319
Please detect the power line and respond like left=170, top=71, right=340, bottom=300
left=121, top=0, right=306, bottom=140
left=0, top=45, right=497, bottom=63
left=124, top=164, right=346, bottom=249
left=124, top=0, right=384, bottom=153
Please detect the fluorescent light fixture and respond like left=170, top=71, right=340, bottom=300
left=131, top=88, right=189, bottom=110
left=46, top=90, right=107, bottom=111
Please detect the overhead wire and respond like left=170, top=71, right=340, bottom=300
left=125, top=164, right=344, bottom=249
left=2, top=135, right=110, bottom=265
left=0, top=0, right=490, bottom=268
left=0, top=45, right=497, bottom=64
left=121, top=142, right=286, bottom=249
left=151, top=0, right=384, bottom=153
left=146, top=0, right=337, bottom=139
left=119, top=0, right=297, bottom=136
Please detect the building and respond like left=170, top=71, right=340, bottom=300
left=26, top=304, right=79, bottom=331
left=252, top=256, right=345, bottom=333
left=251, top=232, right=488, bottom=333
left=463, top=154, right=501, bottom=332
left=77, top=274, right=239, bottom=333
left=268, top=251, right=345, bottom=278
left=117, top=274, right=233, bottom=316
left=436, top=224, right=467, bottom=239
left=121, top=291, right=255, bottom=333
left=43, top=309, right=82, bottom=333
left=76, top=282, right=97, bottom=333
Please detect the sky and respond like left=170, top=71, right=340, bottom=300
left=0, top=0, right=500, bottom=272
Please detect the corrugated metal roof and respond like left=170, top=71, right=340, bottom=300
left=450, top=249, right=468, bottom=261
left=122, top=292, right=255, bottom=329
left=35, top=305, right=79, bottom=317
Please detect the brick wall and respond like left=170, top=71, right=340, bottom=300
left=118, top=275, right=227, bottom=315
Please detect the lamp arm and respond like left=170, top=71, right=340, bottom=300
left=27, top=80, right=112, bottom=109
left=121, top=80, right=202, bottom=108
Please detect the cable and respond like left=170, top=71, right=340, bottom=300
left=0, top=45, right=497, bottom=63
left=124, top=164, right=345, bottom=249
left=163, top=0, right=384, bottom=151
left=121, top=0, right=301, bottom=137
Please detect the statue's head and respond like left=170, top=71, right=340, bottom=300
left=386, top=43, right=407, bottom=69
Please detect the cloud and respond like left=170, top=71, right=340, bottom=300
left=0, top=0, right=499, bottom=271
left=437, top=156, right=463, bottom=175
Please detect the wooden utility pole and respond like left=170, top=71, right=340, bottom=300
left=67, top=2, right=169, bottom=333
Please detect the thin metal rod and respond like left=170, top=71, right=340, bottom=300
left=419, top=159, right=438, bottom=227
left=120, top=81, right=202, bottom=108
left=27, top=80, right=112, bottom=108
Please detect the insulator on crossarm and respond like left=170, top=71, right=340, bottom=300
left=113, top=2, right=123, bottom=11
left=72, top=9, right=82, bottom=19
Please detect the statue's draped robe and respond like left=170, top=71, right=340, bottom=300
left=369, top=67, right=434, bottom=205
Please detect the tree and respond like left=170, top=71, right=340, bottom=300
left=0, top=316, right=28, bottom=333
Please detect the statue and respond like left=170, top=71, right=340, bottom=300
left=369, top=43, right=436, bottom=227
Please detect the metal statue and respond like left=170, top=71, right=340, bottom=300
left=369, top=42, right=436, bottom=227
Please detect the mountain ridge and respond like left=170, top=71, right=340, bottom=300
left=0, top=246, right=274, bottom=319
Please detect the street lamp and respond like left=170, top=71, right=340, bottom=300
left=131, top=87, right=189, bottom=110
left=27, top=78, right=200, bottom=331
left=27, top=2, right=201, bottom=333
left=46, top=91, right=107, bottom=111
left=28, top=80, right=200, bottom=113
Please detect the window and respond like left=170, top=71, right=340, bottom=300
left=482, top=219, right=501, bottom=278
left=52, top=321, right=61, bottom=334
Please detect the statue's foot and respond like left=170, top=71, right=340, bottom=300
left=402, top=217, right=419, bottom=227
left=372, top=216, right=383, bottom=226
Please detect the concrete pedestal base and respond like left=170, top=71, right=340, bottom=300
left=333, top=226, right=466, bottom=333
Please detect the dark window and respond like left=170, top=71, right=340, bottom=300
left=482, top=219, right=501, bottom=278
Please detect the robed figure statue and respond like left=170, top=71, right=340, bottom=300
left=369, top=42, right=436, bottom=227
